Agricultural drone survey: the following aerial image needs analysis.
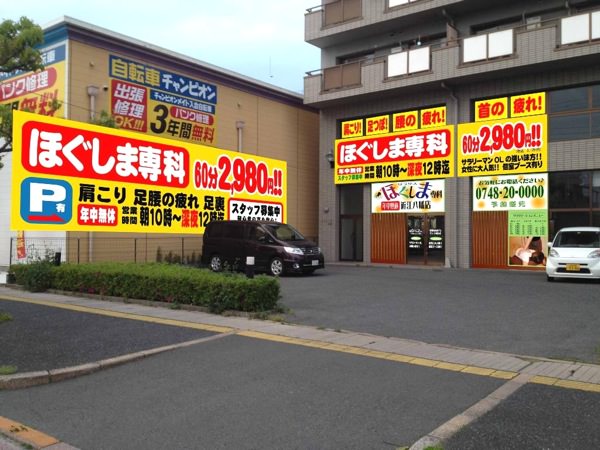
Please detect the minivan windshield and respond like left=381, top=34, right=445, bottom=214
left=264, top=223, right=305, bottom=242
left=554, top=231, right=600, bottom=248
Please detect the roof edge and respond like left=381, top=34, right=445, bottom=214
left=43, top=16, right=312, bottom=106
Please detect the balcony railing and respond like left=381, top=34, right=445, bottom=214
left=463, top=29, right=514, bottom=63
left=322, top=61, right=362, bottom=91
left=388, top=0, right=423, bottom=8
left=323, top=0, right=362, bottom=27
left=306, top=8, right=600, bottom=101
left=387, top=46, right=431, bottom=77
left=561, top=11, right=600, bottom=45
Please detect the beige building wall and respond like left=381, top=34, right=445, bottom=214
left=63, top=39, right=319, bottom=263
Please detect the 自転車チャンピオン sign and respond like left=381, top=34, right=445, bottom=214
left=11, top=111, right=286, bottom=234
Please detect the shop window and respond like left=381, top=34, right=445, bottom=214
left=592, top=112, right=600, bottom=138
left=549, top=86, right=588, bottom=112
left=549, top=211, right=591, bottom=237
left=593, top=172, right=600, bottom=207
left=549, top=114, right=590, bottom=141
left=548, top=84, right=600, bottom=141
left=549, top=171, right=590, bottom=209
left=549, top=171, right=600, bottom=238
left=593, top=85, right=600, bottom=108
left=340, top=184, right=363, bottom=214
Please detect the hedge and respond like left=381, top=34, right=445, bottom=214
left=9, top=262, right=280, bottom=313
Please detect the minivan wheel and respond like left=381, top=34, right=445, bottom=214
left=210, top=255, right=223, bottom=272
left=269, top=257, right=284, bottom=276
left=546, top=275, right=554, bottom=282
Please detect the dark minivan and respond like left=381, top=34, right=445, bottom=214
left=201, top=220, right=325, bottom=276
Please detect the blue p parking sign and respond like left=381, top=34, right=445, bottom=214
left=20, top=177, right=72, bottom=224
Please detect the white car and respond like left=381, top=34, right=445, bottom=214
left=546, top=227, right=600, bottom=282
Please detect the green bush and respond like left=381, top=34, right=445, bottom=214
left=19, top=261, right=54, bottom=292
left=16, top=262, right=281, bottom=313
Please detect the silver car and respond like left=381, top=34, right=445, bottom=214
left=546, top=227, right=600, bottom=281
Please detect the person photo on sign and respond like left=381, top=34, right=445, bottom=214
left=510, top=236, right=545, bottom=266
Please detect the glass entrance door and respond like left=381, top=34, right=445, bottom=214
left=407, top=215, right=445, bottom=265
left=339, top=184, right=363, bottom=262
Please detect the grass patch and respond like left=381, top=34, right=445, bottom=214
left=0, top=365, right=17, bottom=375
left=0, top=311, right=13, bottom=323
left=594, top=345, right=600, bottom=363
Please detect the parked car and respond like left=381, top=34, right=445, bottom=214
left=546, top=227, right=600, bottom=281
left=201, top=220, right=325, bottom=276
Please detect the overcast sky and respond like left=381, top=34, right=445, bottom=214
left=2, top=0, right=321, bottom=93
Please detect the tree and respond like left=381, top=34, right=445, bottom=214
left=0, top=17, right=44, bottom=168
left=91, top=110, right=118, bottom=129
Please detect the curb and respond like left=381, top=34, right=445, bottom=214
left=0, top=416, right=79, bottom=450
left=0, top=333, right=232, bottom=390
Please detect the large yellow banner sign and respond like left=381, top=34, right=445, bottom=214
left=334, top=125, right=454, bottom=184
left=458, top=115, right=547, bottom=177
left=11, top=111, right=286, bottom=234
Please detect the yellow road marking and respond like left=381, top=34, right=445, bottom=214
left=385, top=353, right=415, bottom=363
left=490, top=370, right=518, bottom=380
left=365, top=350, right=394, bottom=360
left=461, top=366, right=496, bottom=376
left=410, top=357, right=439, bottom=367
left=530, top=375, right=558, bottom=386
left=554, top=380, right=600, bottom=393
left=0, top=416, right=59, bottom=448
left=435, top=362, right=467, bottom=372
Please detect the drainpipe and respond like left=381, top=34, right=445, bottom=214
left=236, top=121, right=245, bottom=152
left=441, top=81, right=459, bottom=268
left=87, top=86, right=99, bottom=262
left=87, top=85, right=99, bottom=121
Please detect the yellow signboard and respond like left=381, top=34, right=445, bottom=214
left=511, top=92, right=546, bottom=117
left=458, top=115, right=547, bottom=176
left=475, top=97, right=508, bottom=122
left=341, top=119, right=363, bottom=138
left=11, top=111, right=287, bottom=233
left=420, top=106, right=446, bottom=129
left=365, top=115, right=390, bottom=135
left=109, top=54, right=218, bottom=146
left=392, top=111, right=419, bottom=132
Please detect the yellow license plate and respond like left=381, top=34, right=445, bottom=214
left=566, top=263, right=580, bottom=271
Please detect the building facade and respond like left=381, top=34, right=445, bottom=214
left=305, top=0, right=600, bottom=269
left=1, top=16, right=319, bottom=266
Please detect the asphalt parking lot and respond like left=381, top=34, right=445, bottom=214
left=0, top=299, right=214, bottom=372
left=0, top=335, right=505, bottom=449
left=279, top=264, right=600, bottom=363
